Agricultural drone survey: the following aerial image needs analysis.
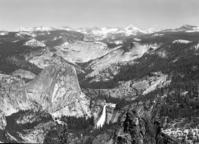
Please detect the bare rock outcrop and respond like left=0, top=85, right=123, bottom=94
left=11, top=69, right=36, bottom=80
left=0, top=110, right=56, bottom=143
left=24, top=63, right=91, bottom=117
left=0, top=74, right=27, bottom=116
left=0, top=60, right=90, bottom=118
left=0, top=112, right=6, bottom=130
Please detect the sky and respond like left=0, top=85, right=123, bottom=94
left=0, top=0, right=199, bottom=30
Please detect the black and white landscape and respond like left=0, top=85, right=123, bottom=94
left=0, top=24, right=199, bottom=143
left=1, top=0, right=199, bottom=143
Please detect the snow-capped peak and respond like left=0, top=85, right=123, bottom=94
left=125, top=25, right=141, bottom=31
left=124, top=25, right=156, bottom=35
left=162, top=24, right=199, bottom=33
left=124, top=25, right=146, bottom=35
left=179, top=24, right=198, bottom=30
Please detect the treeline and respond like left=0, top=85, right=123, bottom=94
left=140, top=32, right=199, bottom=44
left=80, top=77, right=118, bottom=89
left=160, top=83, right=199, bottom=120
left=114, top=42, right=199, bottom=82
left=95, top=92, right=135, bottom=110
left=80, top=42, right=199, bottom=90
left=60, top=116, right=94, bottom=131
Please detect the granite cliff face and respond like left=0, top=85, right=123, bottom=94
left=0, top=74, right=27, bottom=117
left=0, top=62, right=91, bottom=143
left=24, top=63, right=91, bottom=117
left=0, top=61, right=90, bottom=118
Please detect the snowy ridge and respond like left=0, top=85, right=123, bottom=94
left=19, top=26, right=57, bottom=32
left=76, top=25, right=156, bottom=38
left=124, top=25, right=146, bottom=35
left=162, top=24, right=199, bottom=33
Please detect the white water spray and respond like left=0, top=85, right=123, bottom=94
left=96, top=104, right=107, bottom=129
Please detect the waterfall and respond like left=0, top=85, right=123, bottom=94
left=96, top=104, right=107, bottom=129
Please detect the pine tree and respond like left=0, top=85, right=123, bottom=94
left=58, top=124, right=68, bottom=144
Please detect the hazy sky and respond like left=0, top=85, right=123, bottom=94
left=0, top=0, right=199, bottom=30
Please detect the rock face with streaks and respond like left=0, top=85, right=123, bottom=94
left=0, top=74, right=27, bottom=117
left=24, top=63, right=91, bottom=117
left=0, top=61, right=90, bottom=118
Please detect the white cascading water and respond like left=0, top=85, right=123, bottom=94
left=96, top=104, right=107, bottom=129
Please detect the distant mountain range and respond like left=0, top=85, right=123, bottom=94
left=14, top=24, right=198, bottom=33
left=5, top=24, right=195, bottom=40
left=161, top=24, right=199, bottom=32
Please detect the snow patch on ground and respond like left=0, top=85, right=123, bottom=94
left=24, top=39, right=46, bottom=47
left=155, top=49, right=167, bottom=58
left=53, top=36, right=62, bottom=40
left=0, top=32, right=8, bottom=36
left=186, top=29, right=199, bottom=32
left=60, top=42, right=69, bottom=47
left=114, top=40, right=123, bottom=45
left=194, top=43, right=199, bottom=50
left=133, top=38, right=141, bottom=41
left=151, top=33, right=164, bottom=37
left=173, top=39, right=191, bottom=44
